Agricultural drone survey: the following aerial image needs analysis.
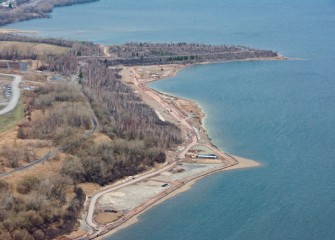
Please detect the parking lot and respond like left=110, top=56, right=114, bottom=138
left=0, top=76, right=12, bottom=108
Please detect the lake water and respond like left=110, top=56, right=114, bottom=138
left=6, top=0, right=335, bottom=239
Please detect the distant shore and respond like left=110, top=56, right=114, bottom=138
left=0, top=0, right=99, bottom=27
left=0, top=28, right=37, bottom=34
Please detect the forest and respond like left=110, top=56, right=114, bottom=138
left=106, top=42, right=279, bottom=66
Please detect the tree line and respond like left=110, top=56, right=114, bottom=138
left=109, top=42, right=278, bottom=59
left=107, top=42, right=279, bottom=66
left=0, top=33, right=103, bottom=60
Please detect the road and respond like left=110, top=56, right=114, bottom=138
left=0, top=74, right=22, bottom=115
left=0, top=150, right=56, bottom=177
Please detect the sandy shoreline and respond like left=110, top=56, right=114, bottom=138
left=141, top=55, right=287, bottom=85
left=0, top=28, right=38, bottom=34
left=97, top=156, right=259, bottom=239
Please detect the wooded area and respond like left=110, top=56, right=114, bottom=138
left=0, top=83, right=90, bottom=239
left=0, top=176, right=85, bottom=240
left=81, top=60, right=181, bottom=148
left=106, top=42, right=279, bottom=66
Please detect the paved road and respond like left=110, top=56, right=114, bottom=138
left=0, top=151, right=56, bottom=177
left=0, top=74, right=22, bottom=115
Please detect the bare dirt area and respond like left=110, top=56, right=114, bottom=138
left=130, top=64, right=186, bottom=81
left=93, top=154, right=259, bottom=238
left=97, top=180, right=170, bottom=212
left=96, top=156, right=256, bottom=214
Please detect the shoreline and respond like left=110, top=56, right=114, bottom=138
left=0, top=28, right=38, bottom=35
left=90, top=60, right=268, bottom=239
left=141, top=55, right=288, bottom=85
left=97, top=156, right=260, bottom=239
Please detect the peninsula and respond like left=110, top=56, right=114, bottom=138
left=0, top=33, right=285, bottom=240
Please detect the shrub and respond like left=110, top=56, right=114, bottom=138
left=16, top=177, right=39, bottom=195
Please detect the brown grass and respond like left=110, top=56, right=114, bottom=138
left=0, top=41, right=70, bottom=56
left=23, top=71, right=50, bottom=82
left=78, top=183, right=101, bottom=196
left=92, top=132, right=112, bottom=145
left=96, top=212, right=123, bottom=224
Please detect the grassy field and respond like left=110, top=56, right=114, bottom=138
left=0, top=41, right=70, bottom=56
left=0, top=75, right=13, bottom=81
left=0, top=97, right=24, bottom=133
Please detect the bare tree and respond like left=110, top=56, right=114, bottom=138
left=1, top=145, right=20, bottom=168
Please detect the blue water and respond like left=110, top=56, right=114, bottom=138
left=6, top=0, right=335, bottom=239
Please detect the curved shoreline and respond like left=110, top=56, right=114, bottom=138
left=89, top=61, right=266, bottom=240
left=96, top=156, right=260, bottom=239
